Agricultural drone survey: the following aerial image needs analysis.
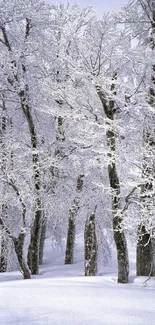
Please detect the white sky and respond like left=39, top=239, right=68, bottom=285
left=51, top=0, right=128, bottom=15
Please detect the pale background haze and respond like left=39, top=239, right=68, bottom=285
left=51, top=0, right=128, bottom=15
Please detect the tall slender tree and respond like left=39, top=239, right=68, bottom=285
left=0, top=93, right=8, bottom=272
left=96, top=74, right=129, bottom=283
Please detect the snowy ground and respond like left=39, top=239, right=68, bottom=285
left=0, top=234, right=155, bottom=325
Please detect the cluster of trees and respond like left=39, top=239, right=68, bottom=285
left=0, top=0, right=155, bottom=283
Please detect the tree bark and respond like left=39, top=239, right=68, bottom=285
left=13, top=234, right=31, bottom=279
left=27, top=202, right=42, bottom=274
left=20, top=58, right=42, bottom=275
left=0, top=229, right=8, bottom=272
left=65, top=175, right=84, bottom=264
left=21, top=95, right=42, bottom=275
left=136, top=225, right=153, bottom=276
left=136, top=174, right=155, bottom=276
left=107, top=127, right=129, bottom=283
left=84, top=212, right=98, bottom=276
left=96, top=76, right=129, bottom=283
left=1, top=22, right=43, bottom=275
left=136, top=3, right=155, bottom=276
left=65, top=211, right=76, bottom=264
left=39, top=217, right=47, bottom=265
left=0, top=94, right=8, bottom=272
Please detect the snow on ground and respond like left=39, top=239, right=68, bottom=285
left=0, top=234, right=155, bottom=325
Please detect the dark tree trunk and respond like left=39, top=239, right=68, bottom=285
left=96, top=76, right=129, bottom=283
left=27, top=204, right=42, bottom=274
left=0, top=95, right=8, bottom=272
left=84, top=213, right=97, bottom=276
left=54, top=113, right=81, bottom=266
left=20, top=85, right=42, bottom=275
left=0, top=231, right=8, bottom=272
left=65, top=175, right=84, bottom=265
left=27, top=237, right=32, bottom=271
left=136, top=179, right=155, bottom=276
left=2, top=21, right=43, bottom=275
left=136, top=225, right=153, bottom=276
left=151, top=237, right=155, bottom=275
left=136, top=5, right=155, bottom=276
left=39, top=217, right=47, bottom=265
left=65, top=213, right=76, bottom=264
left=109, top=146, right=129, bottom=283
left=113, top=216, right=129, bottom=283
left=13, top=234, right=31, bottom=279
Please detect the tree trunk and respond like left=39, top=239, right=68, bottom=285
left=0, top=231, right=8, bottom=272
left=136, top=225, right=153, bottom=276
left=109, top=149, right=129, bottom=283
left=27, top=205, right=42, bottom=274
left=39, top=217, right=47, bottom=265
left=136, top=7, right=155, bottom=275
left=151, top=237, right=155, bottom=275
left=0, top=22, right=43, bottom=276
left=84, top=213, right=97, bottom=276
left=136, top=0, right=155, bottom=277
left=5, top=20, right=43, bottom=276
left=136, top=179, right=155, bottom=276
left=20, top=92, right=42, bottom=275
left=13, top=234, right=31, bottom=279
left=0, top=95, right=8, bottom=272
left=113, top=216, right=129, bottom=283
left=65, top=213, right=76, bottom=264
left=96, top=76, right=129, bottom=283
left=65, top=175, right=84, bottom=264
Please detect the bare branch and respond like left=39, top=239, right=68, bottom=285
left=3, top=179, right=27, bottom=227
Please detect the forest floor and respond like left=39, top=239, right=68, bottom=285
left=0, top=233, right=155, bottom=325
